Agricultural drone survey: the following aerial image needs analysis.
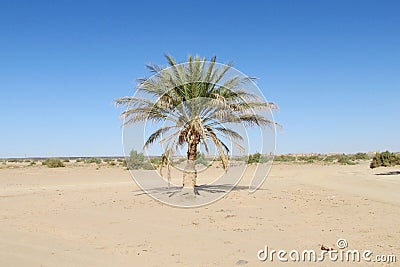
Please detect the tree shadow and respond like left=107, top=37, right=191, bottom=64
left=195, top=184, right=248, bottom=194
left=375, top=171, right=400, bottom=176
left=132, top=184, right=264, bottom=197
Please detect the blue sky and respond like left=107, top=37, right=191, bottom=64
left=0, top=0, right=399, bottom=157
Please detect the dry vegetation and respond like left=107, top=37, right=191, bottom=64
left=0, top=157, right=126, bottom=169
left=0, top=151, right=384, bottom=170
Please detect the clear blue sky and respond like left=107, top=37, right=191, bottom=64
left=1, top=0, right=399, bottom=158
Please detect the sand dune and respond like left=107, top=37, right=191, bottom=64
left=0, top=163, right=399, bottom=266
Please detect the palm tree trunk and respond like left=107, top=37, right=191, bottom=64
left=182, top=139, right=198, bottom=188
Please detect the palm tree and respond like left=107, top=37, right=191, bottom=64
left=115, top=55, right=277, bottom=192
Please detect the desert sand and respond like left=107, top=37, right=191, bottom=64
left=0, top=162, right=399, bottom=266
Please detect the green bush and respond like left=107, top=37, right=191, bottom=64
left=274, top=155, right=297, bottom=162
left=247, top=153, right=261, bottom=164
left=370, top=151, right=400, bottom=169
left=42, top=158, right=65, bottom=168
left=63, top=159, right=70, bottom=162
left=141, top=162, right=155, bottom=170
left=150, top=157, right=162, bottom=166
left=127, top=150, right=145, bottom=169
left=297, top=155, right=324, bottom=163
left=337, top=154, right=357, bottom=165
left=125, top=150, right=155, bottom=170
left=354, top=152, right=369, bottom=160
left=196, top=152, right=210, bottom=166
left=85, top=157, right=101, bottom=164
left=323, top=155, right=339, bottom=162
left=322, top=154, right=356, bottom=164
left=246, top=153, right=273, bottom=164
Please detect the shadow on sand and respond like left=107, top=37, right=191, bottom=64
left=375, top=171, right=400, bottom=176
left=132, top=184, right=263, bottom=197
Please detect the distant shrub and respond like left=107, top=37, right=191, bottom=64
left=125, top=151, right=156, bottom=170
left=196, top=152, right=210, bottom=166
left=232, top=156, right=247, bottom=163
left=274, top=155, right=297, bottom=162
left=126, top=150, right=145, bottom=169
left=322, top=154, right=356, bottom=164
left=370, top=151, right=400, bottom=169
left=76, top=159, right=82, bottom=162
left=141, top=162, right=155, bottom=170
left=63, top=159, right=70, bottom=162
left=123, top=150, right=152, bottom=169
left=297, top=156, right=307, bottom=162
left=246, top=153, right=273, bottom=164
left=29, top=161, right=36, bottom=166
left=103, top=158, right=113, bottom=163
left=109, top=161, right=116, bottom=166
left=297, top=155, right=323, bottom=163
left=42, top=158, right=65, bottom=168
left=354, top=152, right=369, bottom=160
left=337, top=154, right=357, bottom=165
left=85, top=157, right=101, bottom=164
left=260, top=155, right=273, bottom=163
left=7, top=159, right=19, bottom=163
left=323, top=155, right=336, bottom=162
left=248, top=153, right=261, bottom=164
left=150, top=157, right=162, bottom=166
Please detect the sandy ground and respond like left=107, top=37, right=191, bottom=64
left=0, top=162, right=399, bottom=266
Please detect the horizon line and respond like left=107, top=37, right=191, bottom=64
left=1, top=151, right=397, bottom=160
